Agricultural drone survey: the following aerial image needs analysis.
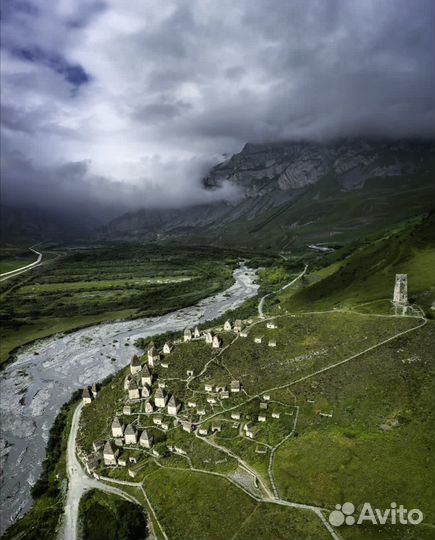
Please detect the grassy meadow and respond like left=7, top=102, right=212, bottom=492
left=273, top=321, right=435, bottom=540
left=77, top=303, right=433, bottom=539
left=0, top=248, right=38, bottom=274
left=143, top=468, right=328, bottom=540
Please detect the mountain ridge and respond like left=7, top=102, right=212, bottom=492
left=98, top=137, right=434, bottom=250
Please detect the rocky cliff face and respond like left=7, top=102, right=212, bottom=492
left=203, top=138, right=429, bottom=195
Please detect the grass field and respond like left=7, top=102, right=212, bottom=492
left=143, top=469, right=328, bottom=540
left=0, top=244, right=238, bottom=366
left=273, top=321, right=435, bottom=540
left=218, top=313, right=418, bottom=394
left=278, top=212, right=435, bottom=314
left=0, top=257, right=36, bottom=274
left=77, top=303, right=433, bottom=539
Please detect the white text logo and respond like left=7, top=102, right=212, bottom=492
left=328, top=502, right=423, bottom=527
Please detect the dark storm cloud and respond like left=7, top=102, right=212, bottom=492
left=1, top=150, right=139, bottom=222
left=0, top=0, right=434, bottom=219
left=0, top=0, right=39, bottom=19
left=11, top=47, right=90, bottom=87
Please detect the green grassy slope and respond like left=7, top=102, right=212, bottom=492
left=77, top=310, right=431, bottom=539
left=273, top=320, right=435, bottom=540
left=144, top=469, right=327, bottom=540
left=280, top=211, right=435, bottom=312
left=79, top=489, right=148, bottom=540
left=0, top=253, right=37, bottom=274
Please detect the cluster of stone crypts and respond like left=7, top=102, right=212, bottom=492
left=233, top=395, right=280, bottom=439
left=185, top=317, right=278, bottom=350
left=190, top=377, right=244, bottom=415
left=81, top=339, right=179, bottom=473
left=249, top=400, right=284, bottom=438
left=230, top=319, right=278, bottom=347
left=81, top=317, right=285, bottom=477
left=198, top=394, right=293, bottom=441
left=100, top=343, right=185, bottom=465
left=86, top=436, right=151, bottom=476
left=104, top=418, right=154, bottom=464
left=184, top=325, right=223, bottom=348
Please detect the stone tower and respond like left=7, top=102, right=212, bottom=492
left=393, top=274, right=408, bottom=305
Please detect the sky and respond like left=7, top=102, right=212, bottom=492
left=1, top=0, right=434, bottom=221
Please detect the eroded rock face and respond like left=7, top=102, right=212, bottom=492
left=278, top=155, right=327, bottom=190
left=333, top=149, right=377, bottom=176
left=204, top=141, right=331, bottom=194
left=204, top=138, right=423, bottom=195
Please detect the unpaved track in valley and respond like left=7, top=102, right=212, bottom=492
left=0, top=248, right=43, bottom=282
left=258, top=264, right=307, bottom=317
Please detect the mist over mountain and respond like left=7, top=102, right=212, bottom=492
left=97, top=137, right=434, bottom=250
left=2, top=136, right=433, bottom=246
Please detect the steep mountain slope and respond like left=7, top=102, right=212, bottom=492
left=99, top=138, right=434, bottom=250
left=203, top=138, right=426, bottom=193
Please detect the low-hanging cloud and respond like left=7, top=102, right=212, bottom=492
left=1, top=145, right=243, bottom=224
left=1, top=0, right=434, bottom=220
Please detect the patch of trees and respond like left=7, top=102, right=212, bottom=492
left=79, top=490, right=148, bottom=540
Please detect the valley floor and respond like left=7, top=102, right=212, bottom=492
left=0, top=244, right=237, bottom=366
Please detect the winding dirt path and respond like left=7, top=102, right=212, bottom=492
left=0, top=247, right=43, bottom=282
left=258, top=264, right=307, bottom=317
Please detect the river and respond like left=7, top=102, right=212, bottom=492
left=0, top=264, right=258, bottom=533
